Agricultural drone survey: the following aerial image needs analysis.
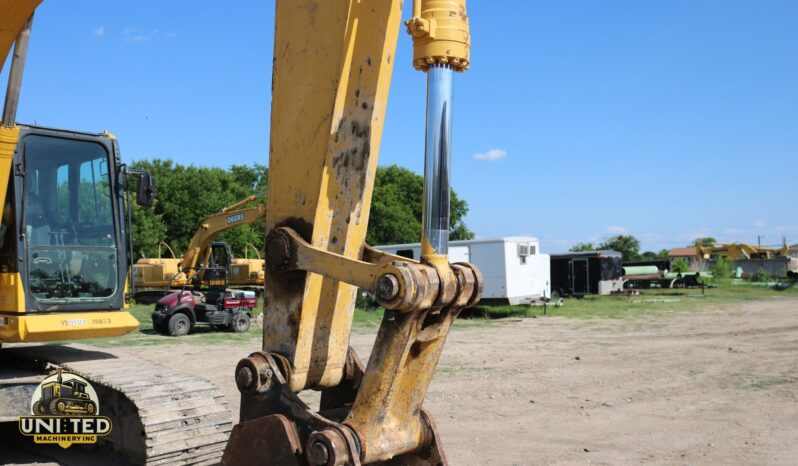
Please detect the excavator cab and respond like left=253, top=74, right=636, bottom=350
left=0, top=125, right=149, bottom=342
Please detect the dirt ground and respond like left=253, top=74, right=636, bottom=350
left=4, top=296, right=798, bottom=465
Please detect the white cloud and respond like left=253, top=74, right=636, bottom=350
left=473, top=148, right=507, bottom=161
left=92, top=26, right=106, bottom=37
left=606, top=225, right=627, bottom=235
left=123, top=27, right=158, bottom=43
left=753, top=219, right=766, bottom=228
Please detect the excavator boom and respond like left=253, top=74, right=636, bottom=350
left=179, top=197, right=267, bottom=278
left=224, top=1, right=481, bottom=464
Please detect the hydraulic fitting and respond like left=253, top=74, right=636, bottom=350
left=405, top=0, right=470, bottom=71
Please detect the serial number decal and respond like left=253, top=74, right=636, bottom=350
left=61, top=319, right=87, bottom=327
left=226, top=214, right=245, bottom=224
left=92, top=318, right=112, bottom=325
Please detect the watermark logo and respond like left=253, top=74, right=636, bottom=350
left=18, top=369, right=112, bottom=448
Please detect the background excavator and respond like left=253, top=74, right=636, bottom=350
left=132, top=194, right=267, bottom=303
left=696, top=242, right=790, bottom=261
left=2, top=0, right=482, bottom=464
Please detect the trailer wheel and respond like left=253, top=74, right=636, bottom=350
left=168, top=313, right=191, bottom=337
left=230, top=312, right=251, bottom=333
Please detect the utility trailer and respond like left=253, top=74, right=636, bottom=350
left=550, top=250, right=624, bottom=296
left=378, top=237, right=550, bottom=305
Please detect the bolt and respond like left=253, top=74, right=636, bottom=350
left=235, top=366, right=254, bottom=391
left=376, top=274, right=400, bottom=300
left=308, top=441, right=330, bottom=466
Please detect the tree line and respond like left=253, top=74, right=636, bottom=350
left=569, top=235, right=719, bottom=262
left=127, top=161, right=473, bottom=259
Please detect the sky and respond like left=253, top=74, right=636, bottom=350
left=2, top=0, right=797, bottom=253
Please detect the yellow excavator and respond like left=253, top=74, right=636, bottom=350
left=0, top=2, right=235, bottom=464
left=2, top=1, right=482, bottom=464
left=696, top=242, right=790, bottom=261
left=132, top=195, right=267, bottom=302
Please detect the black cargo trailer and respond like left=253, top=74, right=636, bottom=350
left=550, top=251, right=623, bottom=296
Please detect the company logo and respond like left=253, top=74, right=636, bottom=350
left=226, top=213, right=245, bottom=224
left=19, top=369, right=112, bottom=448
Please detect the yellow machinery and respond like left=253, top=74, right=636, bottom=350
left=0, top=3, right=235, bottom=464
left=132, top=195, right=267, bottom=300
left=0, top=0, right=152, bottom=343
left=222, top=1, right=482, bottom=464
left=2, top=1, right=483, bottom=464
left=697, top=243, right=790, bottom=261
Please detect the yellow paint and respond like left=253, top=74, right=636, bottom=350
left=406, top=0, right=470, bottom=71
left=0, top=0, right=41, bottom=74
left=0, top=311, right=139, bottom=343
left=0, top=272, right=25, bottom=312
left=262, top=0, right=403, bottom=392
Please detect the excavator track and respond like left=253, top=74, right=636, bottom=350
left=3, top=345, right=232, bottom=465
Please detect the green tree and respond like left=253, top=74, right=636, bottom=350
left=128, top=160, right=268, bottom=259
left=640, top=251, right=658, bottom=260
left=693, top=237, right=716, bottom=247
left=126, top=161, right=473, bottom=258
left=658, top=249, right=670, bottom=258
left=367, top=165, right=473, bottom=245
left=671, top=258, right=690, bottom=273
left=598, top=235, right=641, bottom=261
left=569, top=242, right=595, bottom=252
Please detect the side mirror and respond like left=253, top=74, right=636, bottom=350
left=136, top=173, right=155, bottom=207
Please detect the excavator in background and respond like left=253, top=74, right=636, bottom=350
left=1, top=2, right=235, bottom=464
left=132, top=194, right=267, bottom=303
left=696, top=242, right=790, bottom=261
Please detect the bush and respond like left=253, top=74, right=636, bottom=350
left=711, top=256, right=734, bottom=281
left=748, top=268, right=771, bottom=283
left=671, top=258, right=690, bottom=273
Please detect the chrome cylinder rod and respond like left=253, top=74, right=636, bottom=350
left=2, top=14, right=34, bottom=128
left=421, top=64, right=454, bottom=256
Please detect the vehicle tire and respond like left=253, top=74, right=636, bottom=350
left=230, top=312, right=251, bottom=333
left=32, top=400, right=46, bottom=415
left=50, top=399, right=66, bottom=415
left=153, top=321, right=169, bottom=335
left=86, top=402, right=96, bottom=415
left=168, top=313, right=191, bottom=337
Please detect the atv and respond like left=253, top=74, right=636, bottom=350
left=152, top=266, right=257, bottom=336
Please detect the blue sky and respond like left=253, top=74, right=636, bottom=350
left=3, top=1, right=797, bottom=252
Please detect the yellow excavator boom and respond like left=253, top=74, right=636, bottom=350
left=224, top=1, right=481, bottom=464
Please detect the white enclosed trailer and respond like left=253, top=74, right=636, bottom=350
left=377, top=237, right=550, bottom=305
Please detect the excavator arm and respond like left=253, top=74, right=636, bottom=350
left=224, top=1, right=481, bottom=464
left=177, top=194, right=267, bottom=283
